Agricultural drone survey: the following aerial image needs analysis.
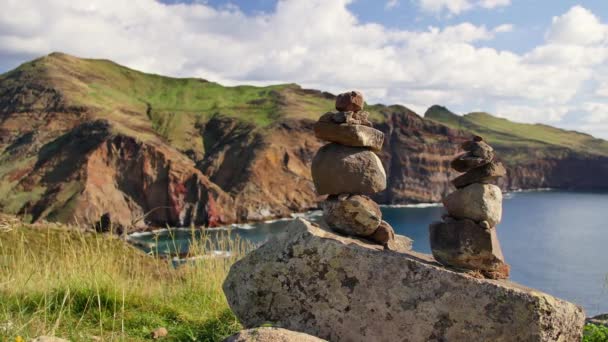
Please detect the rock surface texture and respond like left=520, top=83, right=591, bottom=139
left=443, top=183, right=503, bottom=226
left=223, top=218, right=585, bottom=342
left=223, top=327, right=327, bottom=342
left=311, top=143, right=386, bottom=195
left=311, top=91, right=395, bottom=246
left=430, top=136, right=510, bottom=279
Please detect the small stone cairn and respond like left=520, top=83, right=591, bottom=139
left=429, top=136, right=510, bottom=279
left=311, top=91, right=395, bottom=247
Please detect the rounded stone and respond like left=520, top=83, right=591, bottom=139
left=442, top=183, right=503, bottom=226
left=323, top=195, right=381, bottom=237
left=311, top=143, right=387, bottom=195
left=369, top=220, right=395, bottom=244
left=335, top=90, right=364, bottom=112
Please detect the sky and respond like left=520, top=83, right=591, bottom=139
left=1, top=0, right=608, bottom=138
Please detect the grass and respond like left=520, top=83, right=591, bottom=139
left=425, top=105, right=608, bottom=160
left=0, top=53, right=335, bottom=155
left=0, top=215, right=252, bottom=341
left=583, top=323, right=608, bottom=342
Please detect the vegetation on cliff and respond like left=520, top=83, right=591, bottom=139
left=1, top=52, right=608, bottom=228
left=425, top=105, right=608, bottom=161
left=0, top=215, right=248, bottom=340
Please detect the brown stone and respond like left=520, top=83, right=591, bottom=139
left=429, top=218, right=509, bottom=279
left=450, top=152, right=493, bottom=172
left=323, top=195, right=381, bottom=237
left=318, top=111, right=371, bottom=126
left=151, top=327, right=168, bottom=339
left=369, top=220, right=394, bottom=244
left=461, top=139, right=494, bottom=160
left=313, top=121, right=384, bottom=150
left=335, top=90, right=364, bottom=112
left=311, top=143, right=386, bottom=195
left=452, top=161, right=507, bottom=188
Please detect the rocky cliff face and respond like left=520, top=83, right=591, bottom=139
left=1, top=53, right=607, bottom=229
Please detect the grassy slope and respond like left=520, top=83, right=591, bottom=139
left=424, top=105, right=608, bottom=162
left=1, top=53, right=338, bottom=154
left=0, top=215, right=251, bottom=341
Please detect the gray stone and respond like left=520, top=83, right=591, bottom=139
left=223, top=327, right=327, bottom=342
left=461, top=138, right=494, bottom=159
left=323, top=195, right=381, bottom=237
left=429, top=218, right=509, bottom=279
left=452, top=161, right=507, bottom=188
left=311, top=143, right=386, bottom=195
left=224, top=219, right=585, bottom=342
left=314, top=121, right=384, bottom=150
left=443, top=183, right=503, bottom=226
left=335, top=90, right=364, bottom=112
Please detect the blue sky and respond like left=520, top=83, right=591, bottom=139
left=1, top=0, right=608, bottom=138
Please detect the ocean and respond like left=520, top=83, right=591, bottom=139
left=128, top=190, right=608, bottom=316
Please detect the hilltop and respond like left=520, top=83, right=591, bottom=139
left=1, top=53, right=607, bottom=228
left=425, top=105, right=608, bottom=161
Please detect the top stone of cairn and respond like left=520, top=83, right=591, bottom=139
left=335, top=90, right=364, bottom=112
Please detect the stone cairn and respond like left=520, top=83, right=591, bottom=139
left=311, top=91, right=395, bottom=247
left=429, top=136, right=510, bottom=279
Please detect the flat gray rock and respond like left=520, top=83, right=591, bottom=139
left=223, top=218, right=585, bottom=342
left=452, top=161, right=506, bottom=188
left=223, top=327, right=326, bottom=342
left=314, top=121, right=384, bottom=150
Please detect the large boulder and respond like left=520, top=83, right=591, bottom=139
left=443, top=183, right=503, bottom=226
left=223, top=219, right=585, bottom=342
left=314, top=122, right=384, bottom=151
left=311, top=143, right=386, bottom=195
left=429, top=218, right=509, bottom=279
left=223, top=327, right=326, bottom=342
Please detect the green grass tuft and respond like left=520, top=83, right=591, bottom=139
left=0, top=216, right=251, bottom=341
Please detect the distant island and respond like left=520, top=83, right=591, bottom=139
left=1, top=52, right=607, bottom=230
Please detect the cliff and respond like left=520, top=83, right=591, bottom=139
left=1, top=53, right=607, bottom=228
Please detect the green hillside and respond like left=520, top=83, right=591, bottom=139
left=1, top=53, right=341, bottom=153
left=425, top=105, right=608, bottom=159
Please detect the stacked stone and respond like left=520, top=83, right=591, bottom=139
left=311, top=91, right=396, bottom=247
left=429, top=136, right=510, bottom=279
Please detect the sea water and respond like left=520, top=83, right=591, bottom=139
left=128, top=190, right=608, bottom=315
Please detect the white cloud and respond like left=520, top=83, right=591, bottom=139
left=417, top=0, right=510, bottom=16
left=494, top=24, right=513, bottom=33
left=546, top=6, right=607, bottom=45
left=385, top=0, right=399, bottom=9
left=0, top=1, right=607, bottom=138
left=479, top=0, right=510, bottom=9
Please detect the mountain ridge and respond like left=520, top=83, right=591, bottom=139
left=1, top=52, right=607, bottom=229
